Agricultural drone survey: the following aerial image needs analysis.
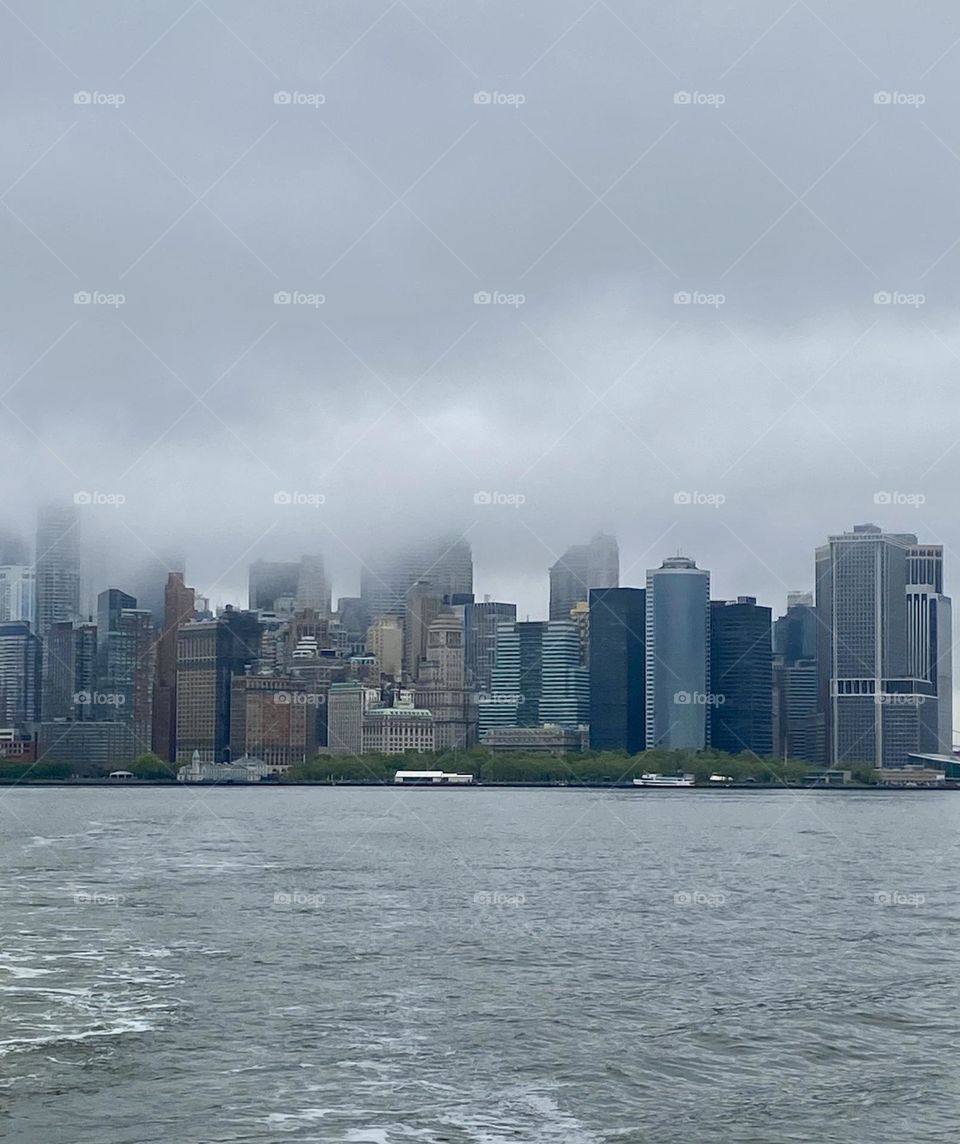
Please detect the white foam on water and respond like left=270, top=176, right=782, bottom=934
left=265, top=1108, right=335, bottom=1125
left=0, top=965, right=53, bottom=979
left=0, top=1016, right=154, bottom=1058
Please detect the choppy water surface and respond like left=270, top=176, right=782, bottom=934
left=1, top=788, right=957, bottom=1142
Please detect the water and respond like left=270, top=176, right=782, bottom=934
left=0, top=787, right=957, bottom=1143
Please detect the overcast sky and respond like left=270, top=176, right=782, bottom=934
left=3, top=0, right=960, bottom=621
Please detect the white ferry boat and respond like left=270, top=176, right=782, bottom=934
left=632, top=773, right=696, bottom=787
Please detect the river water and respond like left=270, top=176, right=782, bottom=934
left=0, top=787, right=956, bottom=1142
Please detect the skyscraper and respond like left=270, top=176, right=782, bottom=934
left=548, top=532, right=618, bottom=621
left=0, top=621, right=41, bottom=733
left=95, top=589, right=155, bottom=750
left=0, top=566, right=35, bottom=624
left=588, top=587, right=646, bottom=753
left=478, top=619, right=588, bottom=737
left=414, top=606, right=476, bottom=749
left=35, top=504, right=81, bottom=638
left=41, top=619, right=98, bottom=722
left=773, top=594, right=820, bottom=762
left=175, top=608, right=262, bottom=763
left=816, top=524, right=944, bottom=769
left=296, top=554, right=332, bottom=618
left=905, top=543, right=953, bottom=753
left=367, top=614, right=403, bottom=679
left=709, top=597, right=772, bottom=756
left=249, top=560, right=300, bottom=612
left=478, top=620, right=545, bottom=735
left=360, top=535, right=473, bottom=621
left=539, top=620, right=590, bottom=727
left=645, top=556, right=710, bottom=749
left=464, top=600, right=517, bottom=692
left=152, top=572, right=196, bottom=762
left=402, top=580, right=443, bottom=681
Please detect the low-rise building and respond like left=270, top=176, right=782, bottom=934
left=481, top=724, right=589, bottom=754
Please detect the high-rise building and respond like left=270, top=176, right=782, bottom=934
left=709, top=597, right=772, bottom=756
left=588, top=587, right=646, bottom=753
left=645, top=556, right=710, bottom=749
left=773, top=594, right=821, bottom=762
left=367, top=614, right=403, bottom=679
left=94, top=590, right=155, bottom=750
left=464, top=600, right=517, bottom=692
left=175, top=608, right=262, bottom=763
left=249, top=560, right=300, bottom=611
left=152, top=572, right=196, bottom=762
left=0, top=566, right=35, bottom=624
left=548, top=532, right=618, bottom=622
left=360, top=536, right=473, bottom=622
left=0, top=621, right=41, bottom=733
left=478, top=620, right=546, bottom=735
left=230, top=675, right=310, bottom=767
left=296, top=554, right=332, bottom=618
left=402, top=580, right=443, bottom=681
left=414, top=606, right=476, bottom=749
left=816, top=524, right=944, bottom=769
left=327, top=681, right=380, bottom=755
left=478, top=619, right=588, bottom=737
left=539, top=620, right=590, bottom=727
left=906, top=544, right=953, bottom=753
left=41, top=620, right=98, bottom=722
left=35, top=504, right=81, bottom=637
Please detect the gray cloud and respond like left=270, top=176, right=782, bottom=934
left=3, top=0, right=960, bottom=633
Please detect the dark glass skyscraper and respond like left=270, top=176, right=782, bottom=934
left=709, top=597, right=773, bottom=756
left=248, top=560, right=300, bottom=611
left=588, top=587, right=645, bottom=753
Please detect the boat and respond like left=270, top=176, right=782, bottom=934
left=632, top=773, right=696, bottom=787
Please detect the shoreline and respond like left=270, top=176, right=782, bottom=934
left=0, top=780, right=953, bottom=792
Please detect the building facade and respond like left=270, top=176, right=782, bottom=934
left=548, top=532, right=619, bottom=622
left=588, top=587, right=646, bottom=753
left=709, top=597, right=772, bottom=756
left=645, top=556, right=710, bottom=749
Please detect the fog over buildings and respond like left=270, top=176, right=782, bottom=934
left=3, top=1, right=960, bottom=632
